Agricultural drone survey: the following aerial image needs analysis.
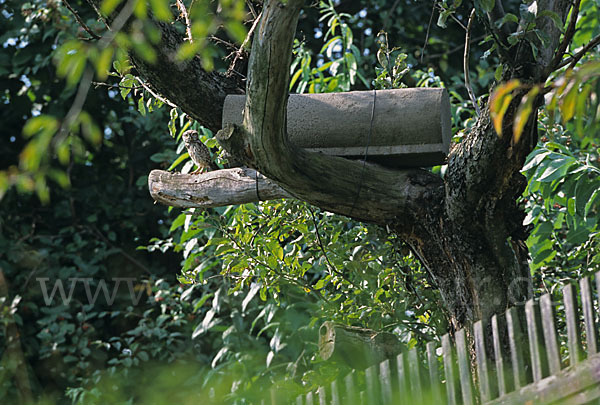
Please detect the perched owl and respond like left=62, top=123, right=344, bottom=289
left=182, top=130, right=219, bottom=173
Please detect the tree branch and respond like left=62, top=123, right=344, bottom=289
left=85, top=0, right=245, bottom=132
left=464, top=9, right=480, bottom=116
left=64, top=0, right=101, bottom=40
left=546, top=0, right=581, bottom=75
left=561, top=33, right=600, bottom=69
left=148, top=168, right=292, bottom=208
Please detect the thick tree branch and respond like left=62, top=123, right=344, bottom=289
left=85, top=0, right=245, bottom=133
left=148, top=168, right=291, bottom=208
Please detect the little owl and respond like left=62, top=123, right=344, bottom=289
left=182, top=130, right=219, bottom=173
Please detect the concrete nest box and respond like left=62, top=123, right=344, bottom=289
left=222, top=88, right=452, bottom=168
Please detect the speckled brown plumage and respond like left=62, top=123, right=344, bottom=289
left=182, top=130, right=219, bottom=173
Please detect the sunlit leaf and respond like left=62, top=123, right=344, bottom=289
left=149, top=0, right=173, bottom=21
left=561, top=81, right=579, bottom=122
left=490, top=79, right=520, bottom=136
left=96, top=47, right=114, bottom=81
left=513, top=86, right=540, bottom=142
left=100, top=0, right=124, bottom=16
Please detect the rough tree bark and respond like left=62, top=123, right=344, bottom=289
left=87, top=0, right=576, bottom=337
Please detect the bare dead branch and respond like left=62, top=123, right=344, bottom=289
left=464, top=9, right=480, bottom=116
left=176, top=0, right=194, bottom=43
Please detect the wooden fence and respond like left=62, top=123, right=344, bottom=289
left=264, top=274, right=600, bottom=404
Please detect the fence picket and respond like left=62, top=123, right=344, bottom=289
left=379, top=359, right=392, bottom=404
left=344, top=372, right=357, bottom=405
left=506, top=307, right=529, bottom=389
left=270, top=387, right=277, bottom=405
left=581, top=276, right=598, bottom=356
left=264, top=275, right=600, bottom=405
left=456, top=328, right=474, bottom=405
left=540, top=293, right=561, bottom=375
left=365, top=365, right=379, bottom=403
left=426, top=341, right=443, bottom=403
left=474, top=320, right=496, bottom=401
left=408, top=348, right=423, bottom=403
left=317, top=386, right=326, bottom=405
left=491, top=314, right=512, bottom=396
left=525, top=299, right=548, bottom=382
left=563, top=283, right=584, bottom=366
left=442, top=333, right=458, bottom=405
left=330, top=380, right=340, bottom=405
left=396, top=352, right=409, bottom=401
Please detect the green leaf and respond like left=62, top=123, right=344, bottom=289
left=169, top=213, right=187, bottom=232
left=497, top=13, right=519, bottom=27
left=100, top=0, right=123, bottom=16
left=494, top=64, right=503, bottom=81
left=538, top=10, right=563, bottom=32
left=535, top=155, right=574, bottom=182
left=566, top=226, right=590, bottom=245
left=585, top=188, right=600, bottom=218
left=96, top=47, right=113, bottom=81
left=120, top=74, right=134, bottom=99
left=314, top=278, right=327, bottom=290
left=137, top=97, right=146, bottom=116
left=167, top=153, right=189, bottom=171
left=149, top=0, right=173, bottom=21
left=480, top=0, right=495, bottom=13
left=346, top=52, right=357, bottom=84
left=576, top=180, right=599, bottom=216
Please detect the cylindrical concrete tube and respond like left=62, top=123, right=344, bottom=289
left=222, top=88, right=452, bottom=168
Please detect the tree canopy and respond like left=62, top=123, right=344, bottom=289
left=1, top=0, right=599, bottom=403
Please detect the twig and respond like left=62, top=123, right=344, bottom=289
left=450, top=13, right=467, bottom=31
left=135, top=77, right=179, bottom=108
left=55, top=0, right=136, bottom=146
left=420, top=0, right=436, bottom=63
left=559, top=33, right=600, bottom=69
left=422, top=35, right=486, bottom=61
left=93, top=77, right=178, bottom=108
left=86, top=225, right=153, bottom=276
left=307, top=207, right=357, bottom=288
left=464, top=9, right=480, bottom=116
left=176, top=0, right=194, bottom=43
left=229, top=11, right=263, bottom=75
left=210, top=35, right=238, bottom=50
left=436, top=3, right=467, bottom=31
left=92, top=81, right=143, bottom=90
left=246, top=0, right=258, bottom=19
left=64, top=0, right=101, bottom=40
left=85, top=0, right=110, bottom=30
left=546, top=0, right=581, bottom=74
left=383, top=0, right=402, bottom=32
